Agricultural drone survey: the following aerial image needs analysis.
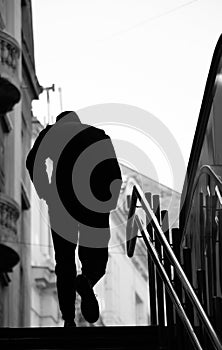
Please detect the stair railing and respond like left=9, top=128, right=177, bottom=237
left=126, top=182, right=222, bottom=350
left=180, top=164, right=222, bottom=244
left=179, top=164, right=222, bottom=340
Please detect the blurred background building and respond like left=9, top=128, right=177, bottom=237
left=0, top=0, right=42, bottom=327
left=30, top=117, right=62, bottom=327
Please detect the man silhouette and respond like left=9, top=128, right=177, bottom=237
left=26, top=111, right=122, bottom=327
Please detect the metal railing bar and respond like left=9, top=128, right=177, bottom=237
left=182, top=165, right=222, bottom=244
left=131, top=183, right=222, bottom=350
left=215, top=185, right=222, bottom=205
left=203, top=166, right=222, bottom=187
left=207, top=185, right=211, bottom=197
left=135, top=214, right=203, bottom=350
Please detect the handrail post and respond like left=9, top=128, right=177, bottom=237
left=145, top=192, right=157, bottom=326
left=153, top=195, right=165, bottom=327
left=161, top=210, right=174, bottom=327
left=126, top=187, right=138, bottom=258
left=172, top=227, right=185, bottom=350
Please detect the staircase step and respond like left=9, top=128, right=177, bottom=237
left=0, top=326, right=160, bottom=350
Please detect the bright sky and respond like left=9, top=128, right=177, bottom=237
left=31, top=0, right=222, bottom=192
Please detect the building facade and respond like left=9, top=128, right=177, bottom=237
left=0, top=0, right=42, bottom=327
left=30, top=117, right=62, bottom=327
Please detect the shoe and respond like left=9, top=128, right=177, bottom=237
left=64, top=320, right=76, bottom=327
left=76, top=274, right=99, bottom=323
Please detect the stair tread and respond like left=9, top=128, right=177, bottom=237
left=0, top=326, right=161, bottom=350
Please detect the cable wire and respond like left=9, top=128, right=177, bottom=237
left=101, top=0, right=200, bottom=41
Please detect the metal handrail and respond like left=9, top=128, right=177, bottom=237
left=126, top=182, right=222, bottom=350
left=181, top=165, right=222, bottom=244
left=135, top=215, right=202, bottom=350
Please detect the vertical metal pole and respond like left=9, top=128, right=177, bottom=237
left=153, top=194, right=165, bottom=326
left=145, top=192, right=157, bottom=325
left=43, top=84, right=55, bottom=124
left=46, top=89, right=50, bottom=124
left=183, top=247, right=194, bottom=324
left=172, top=227, right=184, bottom=350
left=206, top=195, right=213, bottom=318
left=161, top=210, right=174, bottom=327
left=58, top=87, right=63, bottom=112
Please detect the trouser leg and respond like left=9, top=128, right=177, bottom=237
left=78, top=213, right=110, bottom=287
left=78, top=245, right=109, bottom=287
left=51, top=228, right=77, bottom=321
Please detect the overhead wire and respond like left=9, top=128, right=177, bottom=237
left=100, top=0, right=200, bottom=42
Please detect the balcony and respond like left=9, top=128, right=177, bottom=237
left=0, top=30, right=21, bottom=114
left=0, top=193, right=20, bottom=272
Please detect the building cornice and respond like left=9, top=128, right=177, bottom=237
left=22, top=33, right=43, bottom=100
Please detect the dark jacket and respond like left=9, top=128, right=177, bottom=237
left=26, top=119, right=122, bottom=226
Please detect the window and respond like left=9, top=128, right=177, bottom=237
left=0, top=121, right=5, bottom=191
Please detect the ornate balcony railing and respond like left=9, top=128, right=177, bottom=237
left=0, top=193, right=20, bottom=271
left=0, top=30, right=21, bottom=114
